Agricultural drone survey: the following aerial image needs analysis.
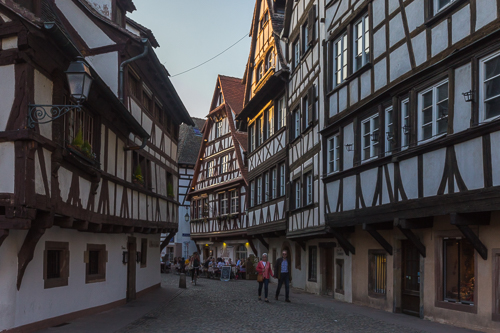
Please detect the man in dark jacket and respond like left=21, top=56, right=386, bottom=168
left=274, top=250, right=291, bottom=302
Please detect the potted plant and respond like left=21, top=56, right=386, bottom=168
left=71, top=129, right=84, bottom=149
left=167, top=182, right=174, bottom=199
left=133, top=165, right=144, bottom=186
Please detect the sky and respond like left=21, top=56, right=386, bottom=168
left=129, top=1, right=256, bottom=120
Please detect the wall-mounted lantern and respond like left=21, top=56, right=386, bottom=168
left=28, top=57, right=93, bottom=128
left=345, top=143, right=354, bottom=152
left=185, top=212, right=190, bottom=223
left=386, top=132, right=396, bottom=143
left=462, top=90, right=474, bottom=103
left=122, top=251, right=128, bottom=264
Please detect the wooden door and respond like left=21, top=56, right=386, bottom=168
left=127, top=237, right=137, bottom=302
left=401, top=240, right=420, bottom=317
left=325, top=248, right=334, bottom=295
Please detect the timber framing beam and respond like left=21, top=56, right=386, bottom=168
left=256, top=235, right=269, bottom=251
left=296, top=240, right=306, bottom=251
left=196, top=244, right=201, bottom=253
left=394, top=217, right=433, bottom=229
left=363, top=223, right=393, bottom=255
left=396, top=226, right=426, bottom=258
left=247, top=238, right=258, bottom=257
left=0, top=229, right=8, bottom=248
left=450, top=212, right=489, bottom=260
left=160, top=231, right=176, bottom=252
left=327, top=227, right=355, bottom=256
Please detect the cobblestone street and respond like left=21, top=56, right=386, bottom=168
left=116, top=274, right=479, bottom=333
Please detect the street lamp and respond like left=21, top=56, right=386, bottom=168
left=28, top=57, right=94, bottom=128
left=185, top=212, right=190, bottom=223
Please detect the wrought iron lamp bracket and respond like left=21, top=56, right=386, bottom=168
left=28, top=104, right=82, bottom=129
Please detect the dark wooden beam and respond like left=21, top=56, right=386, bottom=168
left=247, top=238, right=258, bottom=257
left=256, top=235, right=269, bottom=251
left=297, top=240, right=306, bottom=251
left=328, top=228, right=355, bottom=256
left=455, top=224, right=488, bottom=260
left=0, top=216, right=31, bottom=229
left=397, top=226, right=426, bottom=258
left=318, top=242, right=336, bottom=249
left=196, top=244, right=201, bottom=253
left=88, top=223, right=102, bottom=233
left=394, top=217, right=433, bottom=229
left=6, top=206, right=36, bottom=220
left=365, top=229, right=393, bottom=256
left=362, top=222, right=393, bottom=230
left=143, top=228, right=151, bottom=234
left=123, top=226, right=134, bottom=233
left=17, top=221, right=46, bottom=290
left=134, top=227, right=144, bottom=233
left=0, top=229, right=8, bottom=248
left=450, top=212, right=491, bottom=226
left=101, top=224, right=114, bottom=233
left=160, top=231, right=176, bottom=252
left=73, top=220, right=88, bottom=231
left=54, top=216, right=73, bottom=228
left=113, top=225, right=123, bottom=233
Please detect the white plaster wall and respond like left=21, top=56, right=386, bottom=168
left=491, top=131, right=500, bottom=186
left=431, top=20, right=448, bottom=57
left=374, top=58, right=387, bottom=91
left=58, top=167, right=73, bottom=202
left=372, top=0, right=385, bottom=27
left=343, top=175, right=356, bottom=211
left=86, top=52, right=118, bottom=96
left=0, top=65, right=15, bottom=131
left=55, top=0, right=115, bottom=49
left=136, top=234, right=161, bottom=292
left=0, top=142, right=15, bottom=193
left=34, top=70, right=53, bottom=140
left=455, top=138, right=484, bottom=191
left=453, top=64, right=472, bottom=133
left=423, top=148, right=446, bottom=197
left=412, top=31, right=427, bottom=67
left=475, top=0, right=497, bottom=31
left=107, top=129, right=117, bottom=175
left=405, top=0, right=424, bottom=33
left=373, top=25, right=386, bottom=59
left=400, top=157, right=418, bottom=200
left=1, top=36, right=17, bottom=49
left=390, top=44, right=411, bottom=82
left=360, top=168, right=378, bottom=207
left=0, top=12, right=12, bottom=23
left=0, top=228, right=160, bottom=331
left=452, top=5, right=470, bottom=44
left=389, top=13, right=404, bottom=48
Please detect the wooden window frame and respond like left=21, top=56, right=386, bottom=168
left=336, top=258, right=345, bottom=294
left=250, top=181, right=255, bottom=207
left=295, top=243, right=302, bottom=270
left=353, top=13, right=370, bottom=73
left=256, top=176, right=262, bottom=205
left=302, top=21, right=309, bottom=55
left=85, top=244, right=107, bottom=284
left=294, top=178, right=301, bottom=209
left=268, top=106, right=275, bottom=137
left=368, top=249, right=387, bottom=298
left=230, top=189, right=239, bottom=214
left=277, top=95, right=286, bottom=130
left=264, top=172, right=270, bottom=202
left=44, top=241, right=69, bottom=289
left=401, top=98, right=410, bottom=150
left=292, top=38, right=300, bottom=70
left=308, top=246, right=318, bottom=282
left=279, top=163, right=286, bottom=197
left=140, top=238, right=148, bottom=268
left=265, top=49, right=274, bottom=72
left=292, top=108, right=301, bottom=140
left=417, top=79, right=449, bottom=143
left=271, top=168, right=277, bottom=200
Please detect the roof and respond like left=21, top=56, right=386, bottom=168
left=233, top=132, right=248, bottom=153
left=218, top=75, right=245, bottom=115
left=125, top=17, right=159, bottom=48
left=177, top=117, right=205, bottom=166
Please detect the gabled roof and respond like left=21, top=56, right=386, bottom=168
left=177, top=117, right=205, bottom=166
left=125, top=17, right=159, bottom=48
left=218, top=75, right=245, bottom=115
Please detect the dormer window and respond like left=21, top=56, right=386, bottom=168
left=261, top=11, right=269, bottom=30
left=265, top=50, right=274, bottom=71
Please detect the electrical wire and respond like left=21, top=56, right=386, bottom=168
left=170, top=33, right=248, bottom=78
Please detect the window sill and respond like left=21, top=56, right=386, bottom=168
left=435, top=300, right=477, bottom=314
left=44, top=277, right=68, bottom=289
left=308, top=278, right=317, bottom=282
left=335, top=289, right=345, bottom=295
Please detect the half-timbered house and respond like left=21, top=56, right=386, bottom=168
left=0, top=0, right=192, bottom=331
left=187, top=76, right=251, bottom=261
left=235, top=0, right=289, bottom=266
left=321, top=0, right=500, bottom=331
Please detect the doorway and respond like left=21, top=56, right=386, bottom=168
left=127, top=237, right=137, bottom=302
left=401, top=240, right=420, bottom=317
left=325, top=247, right=334, bottom=295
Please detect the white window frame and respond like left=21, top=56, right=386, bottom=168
left=327, top=134, right=340, bottom=174
left=220, top=192, right=228, bottom=215
left=271, top=168, right=277, bottom=200
left=293, top=39, right=300, bottom=69
left=302, top=22, right=309, bottom=53
left=353, top=14, right=370, bottom=72
left=479, top=50, right=500, bottom=123
left=294, top=180, right=301, bottom=209
left=361, top=114, right=380, bottom=161
left=216, top=120, right=223, bottom=138
left=277, top=96, right=286, bottom=130
left=417, top=80, right=449, bottom=143
left=208, top=160, right=215, bottom=177
left=221, top=155, right=229, bottom=174
left=265, top=49, right=274, bottom=71
left=303, top=96, right=309, bottom=129
left=334, top=33, right=348, bottom=87
left=250, top=181, right=255, bottom=207
left=434, top=0, right=456, bottom=14
left=306, top=173, right=313, bottom=205
left=268, top=106, right=275, bottom=137
left=257, top=177, right=262, bottom=205
left=385, top=106, right=394, bottom=155
left=293, top=108, right=301, bottom=139
left=264, top=172, right=269, bottom=202
left=401, top=99, right=410, bottom=149
left=280, top=164, right=286, bottom=197
left=256, top=63, right=263, bottom=82
left=230, top=190, right=239, bottom=214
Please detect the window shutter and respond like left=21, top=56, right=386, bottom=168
left=307, top=5, right=316, bottom=46
left=308, top=85, right=315, bottom=125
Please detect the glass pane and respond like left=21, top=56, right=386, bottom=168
left=437, top=118, right=448, bottom=134
left=363, top=147, right=370, bottom=160
left=423, top=107, right=433, bottom=124
left=485, top=96, right=500, bottom=119
left=364, top=134, right=370, bottom=148
left=460, top=240, right=475, bottom=303
left=363, top=121, right=370, bottom=134
left=485, top=55, right=500, bottom=80
left=437, top=83, right=449, bottom=102
left=438, top=0, right=452, bottom=10
left=373, top=116, right=379, bottom=130
left=355, top=55, right=362, bottom=71
left=485, top=76, right=500, bottom=100
left=423, top=91, right=433, bottom=108
left=437, top=100, right=449, bottom=117
left=444, top=240, right=459, bottom=301
left=423, top=124, right=432, bottom=140
left=373, top=142, right=379, bottom=156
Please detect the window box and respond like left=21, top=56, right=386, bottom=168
left=66, top=145, right=98, bottom=166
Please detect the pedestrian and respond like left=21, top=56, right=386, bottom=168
left=274, top=250, right=291, bottom=302
left=256, top=253, right=273, bottom=302
left=191, top=252, right=200, bottom=284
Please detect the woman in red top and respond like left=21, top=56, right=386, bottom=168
left=256, top=253, right=274, bottom=302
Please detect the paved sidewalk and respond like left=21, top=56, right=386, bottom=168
left=37, top=273, right=482, bottom=333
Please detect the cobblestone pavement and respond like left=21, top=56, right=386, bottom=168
left=118, top=274, right=480, bottom=333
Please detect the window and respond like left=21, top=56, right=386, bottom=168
left=295, top=243, right=302, bottom=270
left=336, top=259, right=344, bottom=294
left=230, top=190, right=239, bottom=214
left=219, top=192, right=228, bottom=215
left=44, top=241, right=69, bottom=289
left=264, top=172, right=269, bottom=202
left=203, top=198, right=209, bottom=217
left=256, top=63, right=263, bottom=83
left=140, top=238, right=148, bottom=268
left=256, top=117, right=262, bottom=147
left=434, top=0, right=456, bottom=14
left=207, top=160, right=215, bottom=178
left=361, top=114, right=380, bottom=161
left=293, top=108, right=301, bottom=139
left=261, top=11, right=269, bottom=29
left=418, top=80, right=448, bottom=141
left=142, top=87, right=153, bottom=113
left=271, top=168, right=277, bottom=200
left=277, top=95, right=286, bottom=130
left=401, top=99, right=410, bottom=149
left=353, top=14, right=370, bottom=72
left=305, top=172, right=313, bottom=205
left=65, top=108, right=94, bottom=148
left=293, top=39, right=300, bottom=69
left=302, top=22, right=309, bottom=54
left=221, top=155, right=229, bottom=174
left=303, top=96, right=309, bottom=129
left=279, top=164, right=286, bottom=196
left=215, top=120, right=223, bottom=138
left=115, top=4, right=124, bottom=27
left=236, top=244, right=248, bottom=260
left=385, top=107, right=394, bottom=154
left=197, top=199, right=202, bottom=219
left=333, top=33, right=348, bottom=87
left=265, top=50, right=274, bottom=71
left=308, top=246, right=317, bottom=281
left=443, top=238, right=475, bottom=304
left=128, top=73, right=140, bottom=99
left=249, top=124, right=255, bottom=152
left=294, top=179, right=301, bottom=209
left=85, top=244, right=107, bottom=283
left=257, top=176, right=262, bottom=205
left=268, top=107, right=275, bottom=137
left=327, top=134, right=341, bottom=174
left=250, top=181, right=255, bottom=207
left=480, top=51, right=500, bottom=121
left=259, top=115, right=264, bottom=145
left=368, top=250, right=387, bottom=296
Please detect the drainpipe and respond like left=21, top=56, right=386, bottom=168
left=121, top=38, right=149, bottom=151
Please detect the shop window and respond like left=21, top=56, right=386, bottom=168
left=308, top=246, right=317, bottom=281
left=141, top=238, right=148, bottom=268
left=443, top=238, right=475, bottom=304
left=336, top=259, right=345, bottom=294
left=44, top=241, right=69, bottom=289
left=368, top=250, right=387, bottom=297
left=85, top=244, right=107, bottom=283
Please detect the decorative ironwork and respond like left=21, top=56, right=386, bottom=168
left=462, top=90, right=474, bottom=103
left=28, top=104, right=81, bottom=129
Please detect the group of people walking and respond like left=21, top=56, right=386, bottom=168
left=256, top=250, right=291, bottom=303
